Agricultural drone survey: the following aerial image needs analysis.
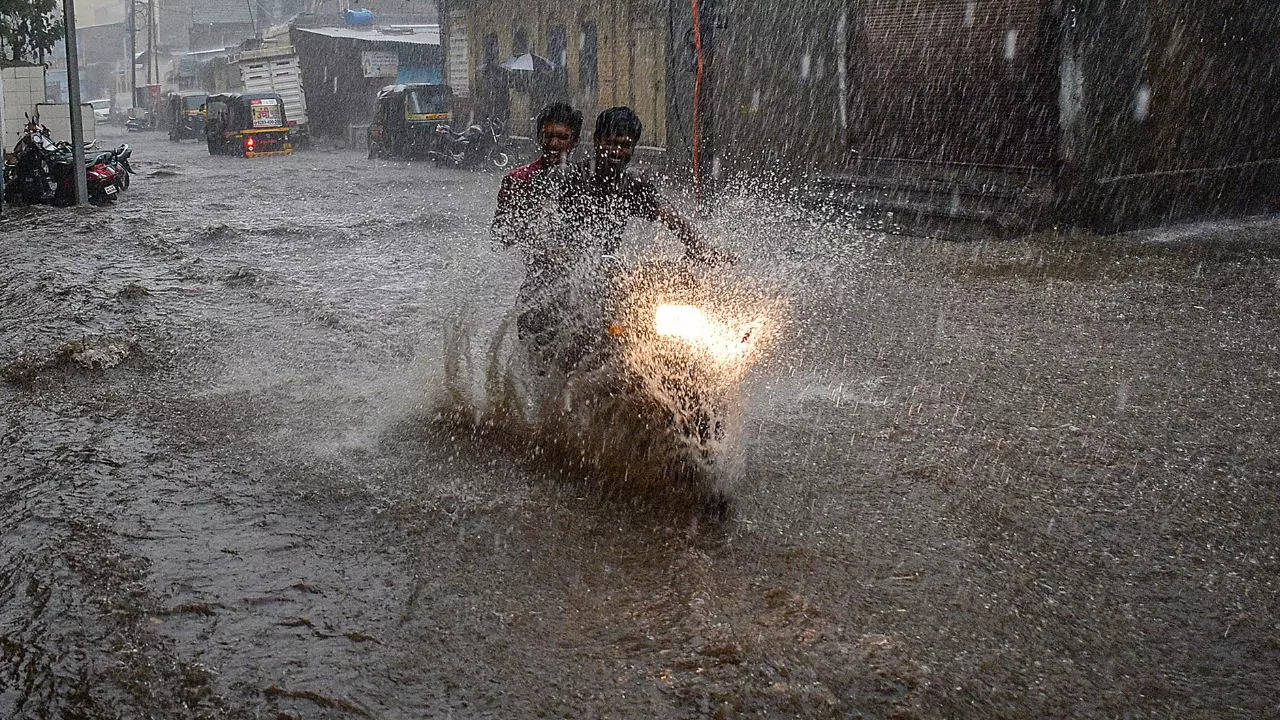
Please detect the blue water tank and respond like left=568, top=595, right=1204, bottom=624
left=345, top=8, right=374, bottom=25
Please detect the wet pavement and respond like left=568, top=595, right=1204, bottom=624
left=2, top=127, right=1278, bottom=719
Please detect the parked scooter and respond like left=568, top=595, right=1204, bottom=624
left=125, top=109, right=151, bottom=132
left=83, top=144, right=134, bottom=202
left=430, top=117, right=512, bottom=170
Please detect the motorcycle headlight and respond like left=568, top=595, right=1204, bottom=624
left=653, top=304, right=762, bottom=364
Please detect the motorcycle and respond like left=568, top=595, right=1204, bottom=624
left=430, top=117, right=513, bottom=170
left=510, top=252, right=769, bottom=511
left=5, top=117, right=61, bottom=204
left=83, top=144, right=134, bottom=202
left=124, top=109, right=151, bottom=132
left=3, top=116, right=133, bottom=205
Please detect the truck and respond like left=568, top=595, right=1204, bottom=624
left=235, top=46, right=308, bottom=144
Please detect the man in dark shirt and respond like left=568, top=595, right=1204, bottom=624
left=558, top=106, right=724, bottom=263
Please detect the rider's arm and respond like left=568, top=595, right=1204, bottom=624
left=655, top=202, right=707, bottom=252
left=654, top=201, right=735, bottom=265
left=633, top=174, right=731, bottom=264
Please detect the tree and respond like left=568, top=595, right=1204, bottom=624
left=0, top=0, right=64, bottom=64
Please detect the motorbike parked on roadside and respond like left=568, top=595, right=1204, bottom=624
left=82, top=144, right=134, bottom=202
left=3, top=115, right=134, bottom=206
left=125, top=109, right=152, bottom=132
left=430, top=117, right=513, bottom=170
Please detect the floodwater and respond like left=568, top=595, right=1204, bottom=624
left=2, top=128, right=1278, bottom=719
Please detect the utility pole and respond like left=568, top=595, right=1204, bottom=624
left=64, top=0, right=89, bottom=205
left=151, top=0, right=159, bottom=83
left=146, top=0, right=153, bottom=85
left=126, top=0, right=137, bottom=108
left=245, top=0, right=258, bottom=37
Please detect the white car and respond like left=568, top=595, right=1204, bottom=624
left=87, top=99, right=111, bottom=121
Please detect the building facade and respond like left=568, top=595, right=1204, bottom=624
left=437, top=1, right=1277, bottom=231
left=441, top=0, right=668, bottom=145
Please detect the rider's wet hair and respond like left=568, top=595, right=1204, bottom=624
left=594, top=106, right=643, bottom=143
left=536, top=102, right=583, bottom=141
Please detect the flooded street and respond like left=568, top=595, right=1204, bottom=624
left=2, top=129, right=1278, bottom=719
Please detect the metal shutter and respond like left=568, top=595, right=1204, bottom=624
left=854, top=0, right=1057, bottom=167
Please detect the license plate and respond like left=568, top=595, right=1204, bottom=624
left=103, top=184, right=117, bottom=195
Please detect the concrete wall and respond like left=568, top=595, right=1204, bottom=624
left=1, top=65, right=48, bottom=151
left=34, top=102, right=97, bottom=143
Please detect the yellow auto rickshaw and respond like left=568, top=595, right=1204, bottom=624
left=167, top=91, right=208, bottom=141
left=367, top=84, right=453, bottom=159
left=204, top=92, right=293, bottom=158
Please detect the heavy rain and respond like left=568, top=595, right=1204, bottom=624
left=1, top=0, right=1278, bottom=718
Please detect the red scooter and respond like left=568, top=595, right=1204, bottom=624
left=81, top=145, right=133, bottom=203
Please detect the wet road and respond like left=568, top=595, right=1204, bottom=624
left=2, top=128, right=1278, bottom=719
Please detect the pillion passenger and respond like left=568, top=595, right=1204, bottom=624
left=490, top=102, right=584, bottom=253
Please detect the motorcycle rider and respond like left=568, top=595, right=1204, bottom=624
left=489, top=106, right=737, bottom=517
left=558, top=106, right=727, bottom=264
left=495, top=105, right=733, bottom=366
left=491, top=102, right=583, bottom=253
left=491, top=102, right=586, bottom=354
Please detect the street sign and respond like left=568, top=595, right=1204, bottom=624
left=361, top=51, right=399, bottom=78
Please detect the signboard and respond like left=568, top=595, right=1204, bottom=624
left=361, top=51, right=399, bottom=78
left=447, top=10, right=470, bottom=97
left=249, top=97, right=283, bottom=128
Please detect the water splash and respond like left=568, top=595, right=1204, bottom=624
left=434, top=253, right=783, bottom=511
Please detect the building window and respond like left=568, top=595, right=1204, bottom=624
left=513, top=27, right=529, bottom=56
left=579, top=21, right=598, bottom=90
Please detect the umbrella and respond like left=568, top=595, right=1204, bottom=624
left=499, top=53, right=556, bottom=72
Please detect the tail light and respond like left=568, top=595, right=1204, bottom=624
left=246, top=137, right=256, bottom=150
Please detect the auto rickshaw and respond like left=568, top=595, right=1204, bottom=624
left=204, top=92, right=293, bottom=158
left=166, top=92, right=207, bottom=141
left=366, top=84, right=453, bottom=159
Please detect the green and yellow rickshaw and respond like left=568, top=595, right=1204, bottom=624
left=366, top=84, right=453, bottom=159
left=166, top=91, right=208, bottom=141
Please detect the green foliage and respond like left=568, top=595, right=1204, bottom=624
left=0, top=0, right=65, bottom=63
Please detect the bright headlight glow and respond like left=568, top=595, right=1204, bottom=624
left=654, top=304, right=761, bottom=364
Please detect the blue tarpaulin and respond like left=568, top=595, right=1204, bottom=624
left=396, top=63, right=442, bottom=84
